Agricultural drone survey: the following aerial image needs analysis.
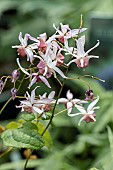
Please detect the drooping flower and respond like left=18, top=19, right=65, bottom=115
left=16, top=87, right=44, bottom=118
left=11, top=69, right=20, bottom=83
left=67, top=35, right=100, bottom=68
left=16, top=88, right=55, bottom=119
left=16, top=58, right=51, bottom=89
left=11, top=88, right=17, bottom=100
left=12, top=32, right=39, bottom=63
left=85, top=89, right=94, bottom=101
left=53, top=23, right=87, bottom=43
left=68, top=96, right=100, bottom=126
left=36, top=55, right=67, bottom=79
left=0, top=79, right=4, bottom=93
left=58, top=90, right=87, bottom=114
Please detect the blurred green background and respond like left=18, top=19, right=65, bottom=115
left=0, top=0, right=113, bottom=170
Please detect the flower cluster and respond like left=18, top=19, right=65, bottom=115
left=0, top=21, right=101, bottom=126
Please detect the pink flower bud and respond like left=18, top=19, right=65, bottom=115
left=11, top=88, right=17, bottom=100
left=0, top=79, right=4, bottom=92
left=12, top=69, right=20, bottom=83
left=85, top=89, right=94, bottom=101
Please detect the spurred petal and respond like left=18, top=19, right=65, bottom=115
left=78, top=115, right=86, bottom=126
left=28, top=76, right=37, bottom=89
left=85, top=40, right=100, bottom=55
left=39, top=75, right=51, bottom=88
left=68, top=112, right=82, bottom=117
left=52, top=66, right=67, bottom=78
left=75, top=104, right=86, bottom=114
left=17, top=58, right=30, bottom=76
left=87, top=96, right=99, bottom=112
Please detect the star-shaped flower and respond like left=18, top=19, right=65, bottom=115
left=12, top=32, right=39, bottom=63
left=58, top=90, right=87, bottom=114
left=67, top=35, right=100, bottom=68
left=68, top=96, right=100, bottom=126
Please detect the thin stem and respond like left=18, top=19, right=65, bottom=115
left=0, top=147, right=13, bottom=158
left=24, top=150, right=34, bottom=170
left=0, top=97, right=12, bottom=115
left=41, top=66, right=69, bottom=136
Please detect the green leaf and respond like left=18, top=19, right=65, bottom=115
left=36, top=122, right=53, bottom=149
left=90, top=168, right=99, bottom=170
left=21, top=113, right=35, bottom=121
left=6, top=121, right=20, bottom=129
left=1, top=122, right=44, bottom=150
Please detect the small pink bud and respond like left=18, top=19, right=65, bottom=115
left=0, top=79, right=4, bottom=92
left=85, top=89, right=94, bottom=101
left=11, top=88, right=17, bottom=100
left=12, top=69, right=20, bottom=83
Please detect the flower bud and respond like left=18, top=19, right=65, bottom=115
left=12, top=69, right=20, bottom=83
left=11, top=88, right=17, bottom=100
left=85, top=89, right=94, bottom=101
left=0, top=79, right=4, bottom=92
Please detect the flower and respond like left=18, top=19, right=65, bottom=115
left=16, top=88, right=56, bottom=119
left=53, top=23, right=87, bottom=43
left=16, top=58, right=51, bottom=88
left=85, top=89, right=94, bottom=101
left=12, top=32, right=39, bottom=63
left=11, top=69, right=20, bottom=83
left=11, top=88, right=17, bottom=100
left=68, top=96, right=100, bottom=126
left=36, top=55, right=67, bottom=79
left=67, top=35, right=100, bottom=68
left=0, top=79, right=4, bottom=93
left=58, top=90, right=87, bottom=114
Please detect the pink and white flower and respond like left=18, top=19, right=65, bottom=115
left=53, top=23, right=87, bottom=43
left=68, top=96, right=100, bottom=126
left=17, top=87, right=56, bottom=119
left=16, top=58, right=51, bottom=89
left=12, top=32, right=39, bottom=63
left=58, top=90, right=87, bottom=114
left=16, top=87, right=44, bottom=118
left=67, top=35, right=100, bottom=68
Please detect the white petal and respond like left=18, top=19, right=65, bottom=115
left=75, top=104, right=86, bottom=114
left=58, top=98, right=68, bottom=103
left=25, top=48, right=34, bottom=63
left=87, top=96, right=99, bottom=112
left=67, top=59, right=77, bottom=66
left=33, top=106, right=43, bottom=114
left=76, top=36, right=85, bottom=57
left=67, top=102, right=73, bottom=114
left=68, top=112, right=82, bottom=117
left=66, top=90, right=73, bottom=100
left=53, top=66, right=67, bottom=78
left=78, top=115, right=86, bottom=126
left=19, top=32, right=23, bottom=44
left=85, top=40, right=100, bottom=55
left=48, top=91, right=55, bottom=99
left=28, top=76, right=37, bottom=89
left=17, top=58, right=30, bottom=76
left=39, top=75, right=51, bottom=88
left=89, top=115, right=96, bottom=122
left=88, top=55, right=99, bottom=59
